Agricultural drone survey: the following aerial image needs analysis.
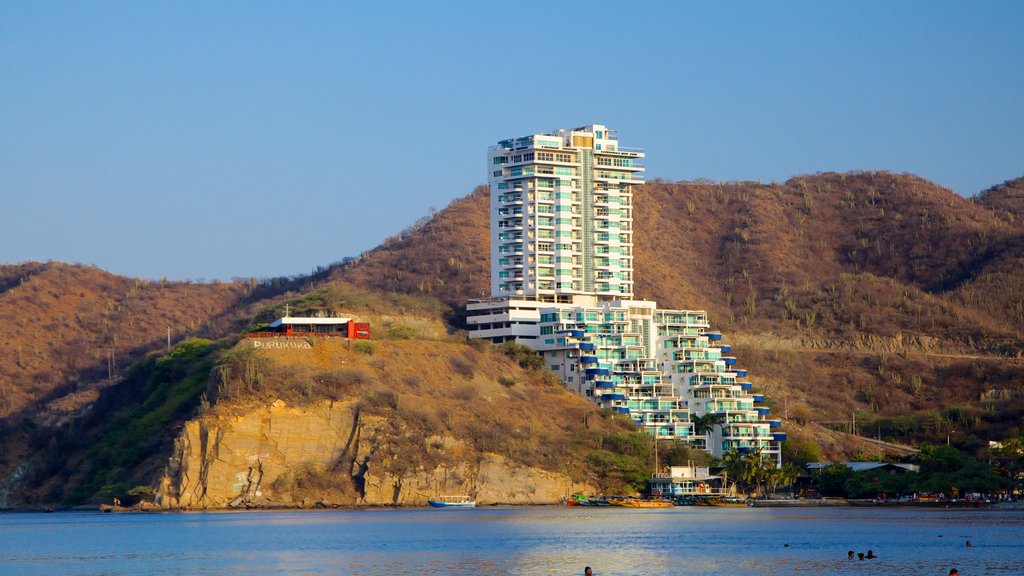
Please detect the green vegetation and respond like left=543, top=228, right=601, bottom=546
left=659, top=440, right=712, bottom=468
left=500, top=342, right=546, bottom=371
left=56, top=339, right=228, bottom=506
left=719, top=449, right=798, bottom=496
left=386, top=322, right=418, bottom=340
left=810, top=445, right=1012, bottom=498
left=585, top=431, right=653, bottom=493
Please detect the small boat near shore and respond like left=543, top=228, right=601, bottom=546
left=562, top=494, right=611, bottom=506
left=608, top=497, right=674, bottom=508
left=427, top=495, right=476, bottom=508
left=698, top=496, right=749, bottom=507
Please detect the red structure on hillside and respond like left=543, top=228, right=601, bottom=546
left=247, top=315, right=370, bottom=339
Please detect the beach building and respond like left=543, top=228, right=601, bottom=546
left=648, top=464, right=726, bottom=497
left=467, top=124, right=781, bottom=465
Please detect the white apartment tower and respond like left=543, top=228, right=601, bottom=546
left=488, top=124, right=644, bottom=301
left=468, top=123, right=782, bottom=466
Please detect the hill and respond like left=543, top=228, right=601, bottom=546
left=0, top=263, right=250, bottom=420
left=336, top=171, right=1024, bottom=450
left=2, top=171, right=1023, bottom=508
left=974, top=176, right=1024, bottom=225
left=5, top=287, right=653, bottom=508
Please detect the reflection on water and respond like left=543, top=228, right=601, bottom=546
left=1, top=506, right=1022, bottom=575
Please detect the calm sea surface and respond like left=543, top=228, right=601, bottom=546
left=1, top=506, right=1022, bottom=575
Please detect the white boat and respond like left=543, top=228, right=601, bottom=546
left=427, top=495, right=476, bottom=508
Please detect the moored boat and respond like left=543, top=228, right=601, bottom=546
left=707, top=496, right=749, bottom=507
left=427, top=495, right=476, bottom=508
left=608, top=497, right=674, bottom=508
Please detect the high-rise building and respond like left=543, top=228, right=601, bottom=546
left=487, top=124, right=644, bottom=301
left=468, top=124, right=782, bottom=466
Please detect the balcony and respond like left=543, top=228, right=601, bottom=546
left=580, top=356, right=599, bottom=364
left=735, top=369, right=748, bottom=378
left=586, top=367, right=611, bottom=376
left=595, top=381, right=616, bottom=389
left=756, top=407, right=771, bottom=417
left=706, top=332, right=722, bottom=341
left=772, top=433, right=788, bottom=442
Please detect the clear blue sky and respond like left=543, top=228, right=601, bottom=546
left=2, top=1, right=1022, bottom=280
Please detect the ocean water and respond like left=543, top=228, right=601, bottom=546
left=1, top=506, right=1021, bottom=575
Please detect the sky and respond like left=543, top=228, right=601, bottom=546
left=2, top=1, right=1022, bottom=281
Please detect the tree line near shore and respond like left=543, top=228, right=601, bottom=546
left=594, top=437, right=1022, bottom=500
left=811, top=444, right=1017, bottom=499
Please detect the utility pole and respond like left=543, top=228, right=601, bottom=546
left=654, top=438, right=659, bottom=476
left=167, top=326, right=171, bottom=352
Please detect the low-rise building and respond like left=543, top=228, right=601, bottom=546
left=648, top=464, right=725, bottom=497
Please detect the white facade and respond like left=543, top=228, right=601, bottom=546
left=468, top=123, right=781, bottom=466
left=488, top=124, right=643, bottom=300
left=531, top=301, right=783, bottom=464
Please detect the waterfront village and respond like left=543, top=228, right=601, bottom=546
left=253, top=124, right=1017, bottom=507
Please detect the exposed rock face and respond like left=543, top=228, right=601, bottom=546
left=158, top=399, right=589, bottom=509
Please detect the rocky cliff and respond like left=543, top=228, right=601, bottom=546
left=154, top=336, right=636, bottom=509
left=159, top=398, right=588, bottom=508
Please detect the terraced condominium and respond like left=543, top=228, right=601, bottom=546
left=488, top=124, right=644, bottom=301
left=470, top=124, right=782, bottom=465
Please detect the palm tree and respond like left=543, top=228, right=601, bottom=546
left=765, top=462, right=799, bottom=496
left=741, top=448, right=770, bottom=496
left=720, top=449, right=747, bottom=494
left=692, top=413, right=725, bottom=451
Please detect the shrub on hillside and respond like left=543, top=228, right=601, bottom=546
left=585, top=449, right=649, bottom=494
left=500, top=342, right=546, bottom=371
left=386, top=323, right=418, bottom=340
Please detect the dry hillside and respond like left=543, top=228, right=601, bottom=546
left=0, top=263, right=252, bottom=419
left=974, top=176, right=1024, bottom=226
left=7, top=293, right=651, bottom=507
left=2, top=172, right=1023, bottom=509
left=335, top=171, right=1024, bottom=449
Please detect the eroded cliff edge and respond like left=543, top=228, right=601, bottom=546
left=155, top=338, right=629, bottom=509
